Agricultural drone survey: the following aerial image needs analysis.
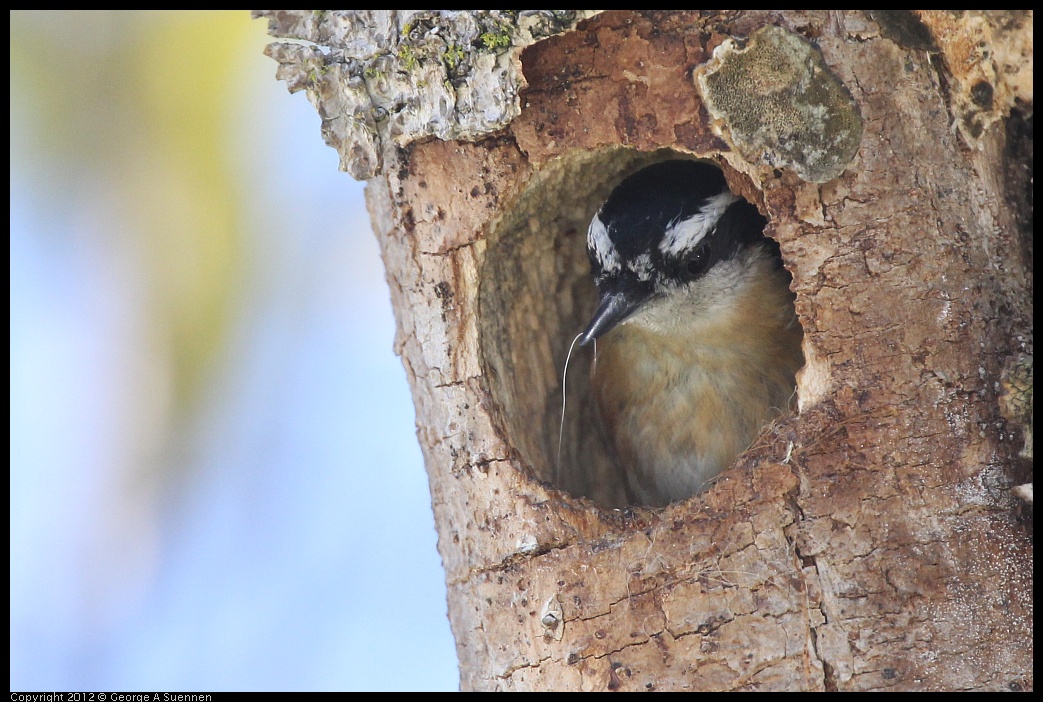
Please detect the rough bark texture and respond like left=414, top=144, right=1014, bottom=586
left=265, top=10, right=1033, bottom=691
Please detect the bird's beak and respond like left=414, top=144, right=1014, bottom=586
left=579, top=277, right=654, bottom=346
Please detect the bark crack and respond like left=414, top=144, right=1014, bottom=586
left=784, top=449, right=832, bottom=692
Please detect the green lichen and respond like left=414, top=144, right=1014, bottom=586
left=695, top=25, right=863, bottom=183
left=306, top=62, right=331, bottom=86
left=480, top=32, right=511, bottom=50
left=479, top=20, right=513, bottom=52
left=443, top=43, right=466, bottom=70
left=397, top=44, right=418, bottom=72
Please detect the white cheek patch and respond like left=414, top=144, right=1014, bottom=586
left=588, top=213, right=621, bottom=273
left=658, top=191, right=739, bottom=257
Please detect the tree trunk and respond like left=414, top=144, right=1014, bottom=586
left=259, top=10, right=1033, bottom=691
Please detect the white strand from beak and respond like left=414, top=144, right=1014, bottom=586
left=557, top=332, right=584, bottom=476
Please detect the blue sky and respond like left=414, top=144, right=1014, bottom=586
left=10, top=10, right=458, bottom=691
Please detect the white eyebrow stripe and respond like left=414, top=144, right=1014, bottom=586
left=588, top=212, right=621, bottom=272
left=658, top=191, right=739, bottom=257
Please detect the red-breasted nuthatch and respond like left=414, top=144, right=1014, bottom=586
left=580, top=160, right=804, bottom=506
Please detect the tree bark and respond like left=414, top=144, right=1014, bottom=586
left=261, top=10, right=1033, bottom=691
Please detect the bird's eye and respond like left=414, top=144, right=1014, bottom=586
left=685, top=250, right=706, bottom=276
